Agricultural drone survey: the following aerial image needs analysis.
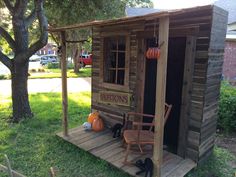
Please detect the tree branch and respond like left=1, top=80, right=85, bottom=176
left=0, top=27, right=16, bottom=52
left=49, top=32, right=60, bottom=46
left=14, top=0, right=28, bottom=17
left=3, top=0, right=14, bottom=13
left=26, top=0, right=48, bottom=58
left=0, top=50, right=12, bottom=70
left=48, top=22, right=60, bottom=46
left=25, top=8, right=36, bottom=27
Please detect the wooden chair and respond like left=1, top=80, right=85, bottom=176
left=123, top=103, right=172, bottom=164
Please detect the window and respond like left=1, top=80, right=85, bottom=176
left=104, top=36, right=126, bottom=85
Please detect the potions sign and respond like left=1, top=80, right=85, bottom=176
left=99, top=91, right=130, bottom=106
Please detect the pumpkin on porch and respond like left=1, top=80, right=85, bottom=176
left=92, top=117, right=104, bottom=132
left=87, top=111, right=99, bottom=123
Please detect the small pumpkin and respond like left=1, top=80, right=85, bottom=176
left=146, top=47, right=160, bottom=59
left=87, top=111, right=99, bottom=123
left=92, top=117, right=104, bottom=132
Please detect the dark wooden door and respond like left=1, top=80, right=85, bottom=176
left=143, top=37, right=186, bottom=152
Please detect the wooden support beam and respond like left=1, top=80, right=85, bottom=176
left=153, top=16, right=169, bottom=177
left=60, top=31, right=68, bottom=137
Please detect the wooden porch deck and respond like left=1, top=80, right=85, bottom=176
left=57, top=126, right=196, bottom=177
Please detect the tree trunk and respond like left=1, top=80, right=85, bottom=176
left=11, top=61, right=33, bottom=122
left=0, top=0, right=48, bottom=123
left=73, top=48, right=80, bottom=73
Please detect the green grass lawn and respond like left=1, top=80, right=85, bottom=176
left=0, top=93, right=235, bottom=177
left=29, top=67, right=91, bottom=79
left=186, top=148, right=236, bottom=177
left=0, top=92, right=129, bottom=177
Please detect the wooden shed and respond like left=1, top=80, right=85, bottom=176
left=50, top=5, right=228, bottom=177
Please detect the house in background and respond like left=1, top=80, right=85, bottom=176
left=36, top=43, right=57, bottom=55
left=126, top=0, right=236, bottom=81
left=229, top=22, right=236, bottom=31
left=222, top=31, right=236, bottom=80
left=215, top=0, right=236, bottom=80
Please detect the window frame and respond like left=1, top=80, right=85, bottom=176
left=100, top=32, right=130, bottom=92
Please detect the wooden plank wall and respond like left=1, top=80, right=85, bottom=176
left=91, top=5, right=227, bottom=163
left=91, top=27, right=138, bottom=128
left=180, top=6, right=228, bottom=162
left=168, top=7, right=213, bottom=161
left=183, top=9, right=213, bottom=162
left=198, top=6, right=228, bottom=163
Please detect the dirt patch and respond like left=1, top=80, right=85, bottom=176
left=215, top=133, right=236, bottom=168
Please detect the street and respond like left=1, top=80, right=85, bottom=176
left=0, top=78, right=91, bottom=95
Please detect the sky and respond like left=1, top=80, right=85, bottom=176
left=152, top=0, right=217, bottom=9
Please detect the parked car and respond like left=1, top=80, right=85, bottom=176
left=40, top=54, right=58, bottom=65
left=29, top=55, right=41, bottom=62
left=79, top=54, right=92, bottom=67
left=28, top=55, right=41, bottom=70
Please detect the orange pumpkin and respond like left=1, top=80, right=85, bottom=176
left=87, top=112, right=99, bottom=123
left=146, top=47, right=160, bottom=59
left=92, top=117, right=104, bottom=132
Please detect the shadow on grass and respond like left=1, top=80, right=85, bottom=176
left=0, top=92, right=130, bottom=177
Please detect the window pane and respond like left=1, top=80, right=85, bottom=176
left=108, top=52, right=116, bottom=68
left=118, top=52, right=125, bottom=68
left=104, top=36, right=126, bottom=85
left=110, top=38, right=117, bottom=50
left=108, top=70, right=116, bottom=83
left=118, top=37, right=125, bottom=51
left=117, top=70, right=125, bottom=85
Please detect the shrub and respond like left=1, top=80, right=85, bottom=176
left=0, top=75, right=7, bottom=80
left=29, top=69, right=37, bottom=73
left=218, top=82, right=236, bottom=133
left=47, top=62, right=60, bottom=69
left=67, top=62, right=74, bottom=69
left=38, top=68, right=45, bottom=72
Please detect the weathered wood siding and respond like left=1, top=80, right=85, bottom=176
left=198, top=6, right=228, bottom=163
left=185, top=6, right=227, bottom=163
left=91, top=27, right=138, bottom=127
left=91, top=5, right=227, bottom=163
left=168, top=7, right=213, bottom=161
left=184, top=10, right=213, bottom=162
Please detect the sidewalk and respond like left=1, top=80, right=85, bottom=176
left=0, top=78, right=91, bottom=95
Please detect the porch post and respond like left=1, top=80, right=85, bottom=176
left=153, top=16, right=169, bottom=177
left=60, top=31, right=68, bottom=137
